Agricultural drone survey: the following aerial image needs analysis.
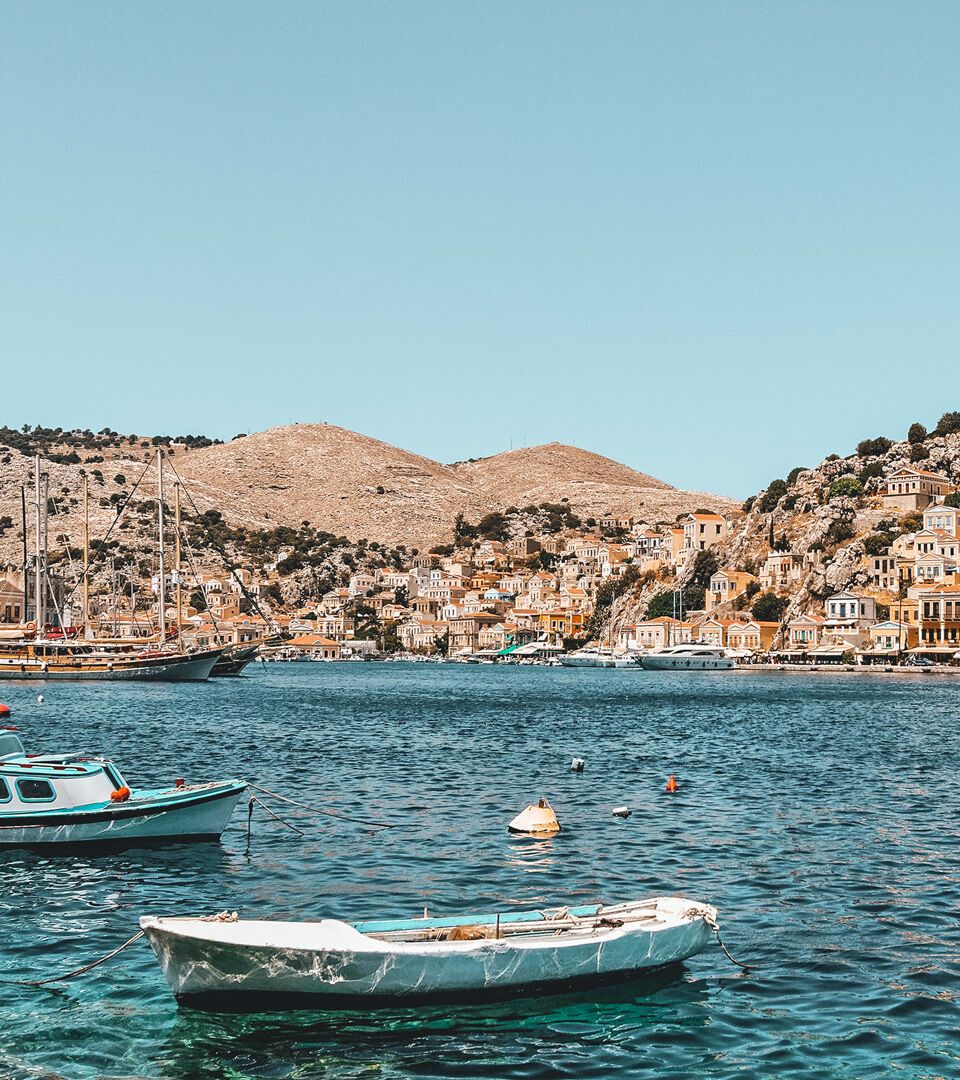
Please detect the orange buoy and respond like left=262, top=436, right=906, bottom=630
left=0, top=704, right=10, bottom=718
left=665, top=774, right=678, bottom=793
left=110, top=786, right=131, bottom=803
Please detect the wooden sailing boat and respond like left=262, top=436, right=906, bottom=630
left=0, top=452, right=224, bottom=681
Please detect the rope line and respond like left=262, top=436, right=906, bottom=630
left=165, top=456, right=278, bottom=632
left=250, top=794, right=305, bottom=836
left=686, top=907, right=753, bottom=971
left=248, top=782, right=396, bottom=829
left=3, top=930, right=145, bottom=987
left=61, top=456, right=155, bottom=615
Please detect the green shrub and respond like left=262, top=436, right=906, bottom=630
left=786, top=466, right=806, bottom=486
left=863, top=532, right=893, bottom=556
left=910, top=443, right=930, bottom=462
left=828, top=476, right=863, bottom=500
left=826, top=519, right=856, bottom=545
left=908, top=422, right=927, bottom=444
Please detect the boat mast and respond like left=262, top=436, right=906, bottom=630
left=33, top=455, right=45, bottom=635
left=83, top=472, right=90, bottom=638
left=157, top=449, right=167, bottom=641
left=174, top=480, right=182, bottom=640
left=20, top=486, right=27, bottom=622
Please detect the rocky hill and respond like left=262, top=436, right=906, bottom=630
left=619, top=415, right=960, bottom=642
left=0, top=423, right=735, bottom=561
left=450, top=443, right=725, bottom=525
left=168, top=425, right=736, bottom=548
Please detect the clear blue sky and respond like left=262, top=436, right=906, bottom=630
left=3, top=2, right=958, bottom=498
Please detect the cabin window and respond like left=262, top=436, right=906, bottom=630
left=16, top=778, right=55, bottom=801
left=0, top=778, right=9, bottom=802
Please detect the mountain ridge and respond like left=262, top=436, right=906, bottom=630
left=0, top=422, right=736, bottom=557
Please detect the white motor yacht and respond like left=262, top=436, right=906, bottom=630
left=641, top=644, right=736, bottom=671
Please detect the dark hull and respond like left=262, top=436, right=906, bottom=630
left=210, top=646, right=260, bottom=677
left=0, top=649, right=223, bottom=682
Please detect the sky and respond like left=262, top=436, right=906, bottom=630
left=2, top=2, right=959, bottom=498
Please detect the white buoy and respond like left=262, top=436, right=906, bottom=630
left=612, top=806, right=631, bottom=818
left=571, top=758, right=585, bottom=772
left=36, top=694, right=44, bottom=704
left=508, top=798, right=561, bottom=835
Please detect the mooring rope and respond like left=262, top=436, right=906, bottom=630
left=247, top=782, right=396, bottom=829
left=3, top=930, right=146, bottom=987
left=248, top=793, right=305, bottom=836
left=686, top=906, right=753, bottom=970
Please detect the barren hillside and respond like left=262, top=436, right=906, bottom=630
left=453, top=443, right=735, bottom=525
left=175, top=425, right=482, bottom=547
left=0, top=423, right=736, bottom=556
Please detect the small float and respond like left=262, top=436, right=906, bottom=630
left=0, top=728, right=245, bottom=848
left=140, top=896, right=718, bottom=1009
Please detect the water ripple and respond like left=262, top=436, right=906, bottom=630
left=1, top=665, right=958, bottom=1077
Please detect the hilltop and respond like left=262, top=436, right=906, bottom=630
left=0, top=423, right=735, bottom=560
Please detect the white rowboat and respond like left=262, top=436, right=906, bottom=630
left=141, top=896, right=718, bottom=1010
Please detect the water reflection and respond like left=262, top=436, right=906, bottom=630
left=159, top=968, right=709, bottom=1078
left=504, top=835, right=557, bottom=875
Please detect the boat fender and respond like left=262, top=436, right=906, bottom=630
left=0, top=704, right=10, bottom=718
left=110, top=786, right=131, bottom=803
left=612, top=806, right=631, bottom=818
left=36, top=695, right=44, bottom=704
left=570, top=757, right=585, bottom=772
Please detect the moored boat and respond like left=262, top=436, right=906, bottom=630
left=141, top=895, right=718, bottom=1009
left=0, top=641, right=224, bottom=681
left=210, top=643, right=261, bottom=677
left=0, top=728, right=245, bottom=847
left=641, top=644, right=736, bottom=671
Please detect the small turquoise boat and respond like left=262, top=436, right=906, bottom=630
left=0, top=728, right=245, bottom=849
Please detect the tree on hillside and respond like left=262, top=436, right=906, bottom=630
left=856, top=436, right=892, bottom=457
left=751, top=592, right=789, bottom=623
left=758, top=479, right=787, bottom=513
left=646, top=591, right=681, bottom=620
left=944, top=493, right=960, bottom=508
left=908, top=422, right=927, bottom=444
left=935, top=412, right=960, bottom=435
left=688, top=549, right=719, bottom=591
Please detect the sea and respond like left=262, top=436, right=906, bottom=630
left=1, top=663, right=958, bottom=1079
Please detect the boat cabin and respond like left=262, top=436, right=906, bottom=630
left=0, top=734, right=126, bottom=812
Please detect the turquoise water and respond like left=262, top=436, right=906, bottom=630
left=1, top=664, right=959, bottom=1078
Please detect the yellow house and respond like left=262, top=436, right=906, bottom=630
left=866, top=620, right=918, bottom=653
left=706, top=570, right=758, bottom=612
left=726, top=620, right=779, bottom=652
left=683, top=513, right=727, bottom=553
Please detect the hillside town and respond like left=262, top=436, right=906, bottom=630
left=3, top=422, right=960, bottom=666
